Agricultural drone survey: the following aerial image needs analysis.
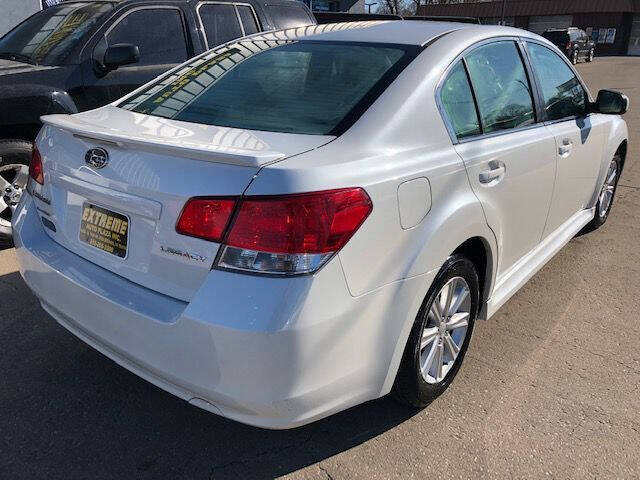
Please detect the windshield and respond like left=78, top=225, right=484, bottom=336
left=119, top=40, right=417, bottom=136
left=0, top=2, right=113, bottom=65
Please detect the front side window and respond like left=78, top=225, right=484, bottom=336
left=107, top=8, right=188, bottom=66
left=440, top=61, right=481, bottom=140
left=0, top=2, right=113, bottom=65
left=464, top=41, right=536, bottom=134
left=198, top=4, right=243, bottom=48
left=120, top=41, right=415, bottom=135
left=526, top=42, right=587, bottom=121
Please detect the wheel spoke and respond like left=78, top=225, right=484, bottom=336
left=0, top=174, right=11, bottom=191
left=447, top=312, right=469, bottom=331
left=444, top=332, right=460, bottom=358
left=442, top=279, right=456, bottom=316
left=435, top=342, right=444, bottom=381
left=606, top=168, right=617, bottom=186
left=420, top=327, right=438, bottom=350
left=0, top=196, right=8, bottom=215
left=449, top=284, right=469, bottom=317
left=420, top=340, right=438, bottom=378
left=13, top=165, right=29, bottom=189
left=430, top=295, right=443, bottom=321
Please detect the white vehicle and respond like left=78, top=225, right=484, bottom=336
left=13, top=21, right=628, bottom=429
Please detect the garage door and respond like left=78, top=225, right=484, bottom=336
left=528, top=15, right=573, bottom=35
left=629, top=14, right=640, bottom=55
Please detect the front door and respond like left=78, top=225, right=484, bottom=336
left=524, top=41, right=607, bottom=237
left=442, top=40, right=557, bottom=277
left=81, top=5, right=192, bottom=110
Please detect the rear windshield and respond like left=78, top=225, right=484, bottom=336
left=119, top=40, right=418, bottom=136
left=542, top=31, right=569, bottom=44
left=0, top=2, right=113, bottom=65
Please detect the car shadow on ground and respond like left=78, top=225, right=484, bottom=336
left=0, top=270, right=421, bottom=480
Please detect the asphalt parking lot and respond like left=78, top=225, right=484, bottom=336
left=1, top=57, right=639, bottom=480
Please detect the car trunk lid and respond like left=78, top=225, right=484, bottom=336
left=35, top=107, right=334, bottom=301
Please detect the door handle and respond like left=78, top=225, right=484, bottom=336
left=479, top=162, right=506, bottom=184
left=559, top=138, right=573, bottom=156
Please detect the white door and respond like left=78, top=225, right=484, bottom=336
left=524, top=42, right=607, bottom=236
left=442, top=40, right=557, bottom=276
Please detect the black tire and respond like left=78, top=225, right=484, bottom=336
left=392, top=254, right=479, bottom=408
left=572, top=49, right=579, bottom=65
left=581, top=155, right=621, bottom=234
left=587, top=48, right=595, bottom=62
left=0, top=140, right=32, bottom=247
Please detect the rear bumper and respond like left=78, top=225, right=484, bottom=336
left=13, top=195, right=433, bottom=429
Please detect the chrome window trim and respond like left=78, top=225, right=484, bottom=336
left=435, top=35, right=544, bottom=146
left=521, top=38, right=594, bottom=126
left=196, top=1, right=261, bottom=50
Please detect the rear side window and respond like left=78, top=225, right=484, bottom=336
left=120, top=41, right=416, bottom=135
left=525, top=42, right=587, bottom=121
left=465, top=41, right=535, bottom=133
left=237, top=5, right=260, bottom=35
left=107, top=8, right=188, bottom=65
left=198, top=4, right=243, bottom=48
left=440, top=62, right=481, bottom=139
left=267, top=4, right=314, bottom=29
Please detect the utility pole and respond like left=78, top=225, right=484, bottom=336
left=500, top=0, right=507, bottom=25
left=365, top=1, right=377, bottom=13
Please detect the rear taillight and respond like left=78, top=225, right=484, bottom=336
left=176, top=198, right=236, bottom=242
left=29, top=146, right=44, bottom=185
left=566, top=42, right=572, bottom=50
left=176, top=188, right=372, bottom=275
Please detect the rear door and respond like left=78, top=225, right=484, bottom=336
left=442, top=39, right=557, bottom=277
left=81, top=5, right=193, bottom=108
left=524, top=41, right=607, bottom=237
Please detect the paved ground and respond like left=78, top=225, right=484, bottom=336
left=1, top=57, right=639, bottom=480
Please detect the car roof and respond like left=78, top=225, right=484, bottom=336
left=246, top=20, right=523, bottom=47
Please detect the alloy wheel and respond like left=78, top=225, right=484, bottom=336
left=419, top=276, right=471, bottom=384
left=0, top=164, right=29, bottom=230
left=598, top=159, right=618, bottom=219
left=589, top=49, right=594, bottom=62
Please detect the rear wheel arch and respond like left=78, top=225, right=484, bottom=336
left=451, top=236, right=493, bottom=317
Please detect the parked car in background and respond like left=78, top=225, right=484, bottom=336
left=0, top=0, right=315, bottom=245
left=13, top=21, right=628, bottom=428
left=542, top=27, right=595, bottom=65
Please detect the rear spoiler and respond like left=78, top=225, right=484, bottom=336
left=40, top=113, right=286, bottom=168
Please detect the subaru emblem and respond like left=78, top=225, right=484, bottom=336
left=85, top=148, right=109, bottom=169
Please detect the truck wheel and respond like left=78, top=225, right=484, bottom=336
left=572, top=49, right=579, bottom=65
left=587, top=48, right=595, bottom=62
left=0, top=140, right=32, bottom=247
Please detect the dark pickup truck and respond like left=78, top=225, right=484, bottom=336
left=0, top=0, right=315, bottom=244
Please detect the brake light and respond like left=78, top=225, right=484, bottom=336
left=176, top=198, right=236, bottom=242
left=176, top=188, right=372, bottom=275
left=566, top=42, right=572, bottom=50
left=29, top=146, right=44, bottom=185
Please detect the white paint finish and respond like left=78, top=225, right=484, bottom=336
left=542, top=115, right=608, bottom=237
left=454, top=126, right=558, bottom=277
left=41, top=106, right=334, bottom=167
left=397, top=177, right=431, bottom=229
left=12, top=21, right=629, bottom=428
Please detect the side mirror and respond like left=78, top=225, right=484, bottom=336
left=103, top=43, right=140, bottom=71
left=592, top=89, right=629, bottom=115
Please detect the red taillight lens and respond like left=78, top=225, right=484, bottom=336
left=176, top=188, right=372, bottom=275
left=176, top=197, right=237, bottom=242
left=566, top=42, right=572, bottom=50
left=29, top=146, right=44, bottom=185
left=226, top=188, right=372, bottom=254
